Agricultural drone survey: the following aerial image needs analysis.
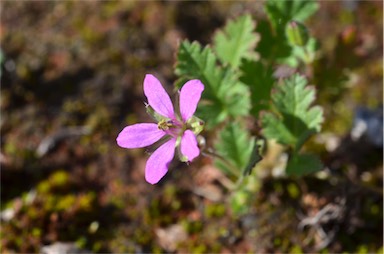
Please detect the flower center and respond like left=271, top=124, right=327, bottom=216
left=157, top=118, right=186, bottom=139
left=157, top=119, right=173, bottom=131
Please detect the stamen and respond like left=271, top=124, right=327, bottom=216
left=158, top=119, right=173, bottom=131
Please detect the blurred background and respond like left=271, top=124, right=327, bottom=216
left=1, top=1, right=382, bottom=253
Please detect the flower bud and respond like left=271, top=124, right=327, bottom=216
left=197, top=135, right=206, bottom=149
left=285, top=21, right=309, bottom=47
left=187, top=116, right=205, bottom=135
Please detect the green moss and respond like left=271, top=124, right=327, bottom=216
left=357, top=245, right=369, bottom=254
left=204, top=203, right=226, bottom=218
left=211, top=242, right=222, bottom=253
left=274, top=237, right=281, bottom=246
left=37, top=181, right=50, bottom=194
left=92, top=241, right=102, bottom=252
left=27, top=207, right=39, bottom=219
left=289, top=245, right=303, bottom=254
left=192, top=244, right=207, bottom=254
left=44, top=195, right=56, bottom=210
left=287, top=183, right=300, bottom=199
left=184, top=220, right=203, bottom=234
left=229, top=190, right=250, bottom=215
left=370, top=204, right=380, bottom=215
left=56, top=194, right=76, bottom=211
left=50, top=171, right=70, bottom=187
left=31, top=228, right=41, bottom=237
left=134, top=228, right=152, bottom=245
left=78, top=192, right=96, bottom=211
left=171, top=200, right=181, bottom=210
left=152, top=246, right=163, bottom=254
left=164, top=185, right=177, bottom=201
left=320, top=248, right=330, bottom=254
left=76, top=236, right=87, bottom=249
left=274, top=182, right=284, bottom=194
left=4, top=142, right=17, bottom=156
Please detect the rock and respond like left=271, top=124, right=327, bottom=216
left=41, top=242, right=92, bottom=254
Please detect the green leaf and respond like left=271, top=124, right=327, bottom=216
left=258, top=0, right=318, bottom=67
left=256, top=19, right=292, bottom=62
left=292, top=37, right=318, bottom=64
left=214, top=122, right=256, bottom=175
left=259, top=0, right=318, bottom=66
left=213, top=14, right=259, bottom=69
left=175, top=41, right=250, bottom=128
left=277, top=37, right=318, bottom=67
left=261, top=112, right=297, bottom=145
left=240, top=59, right=274, bottom=116
left=285, top=21, right=310, bottom=47
left=265, top=0, right=319, bottom=30
left=261, top=74, right=323, bottom=150
left=286, top=153, right=322, bottom=176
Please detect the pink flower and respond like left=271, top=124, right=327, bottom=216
left=116, top=74, right=204, bottom=184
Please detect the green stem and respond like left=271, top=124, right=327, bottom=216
left=302, top=46, right=312, bottom=65
left=202, top=149, right=240, bottom=178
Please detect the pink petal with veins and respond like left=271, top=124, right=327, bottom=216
left=179, top=79, right=204, bottom=121
left=143, top=74, right=175, bottom=119
left=145, top=138, right=176, bottom=184
left=180, top=130, right=200, bottom=162
left=116, top=123, right=166, bottom=148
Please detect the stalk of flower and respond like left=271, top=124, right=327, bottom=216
left=116, top=74, right=205, bottom=184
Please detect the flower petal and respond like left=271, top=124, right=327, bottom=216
left=143, top=74, right=175, bottom=119
left=179, top=79, right=204, bottom=121
left=145, top=138, right=176, bottom=184
left=180, top=130, right=200, bottom=162
left=116, top=123, right=166, bottom=148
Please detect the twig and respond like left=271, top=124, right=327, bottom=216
left=36, top=126, right=91, bottom=157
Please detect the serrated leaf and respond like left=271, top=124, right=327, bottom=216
left=273, top=74, right=323, bottom=132
left=258, top=0, right=318, bottom=67
left=292, top=37, right=318, bottom=63
left=256, top=19, right=292, bottom=61
left=286, top=153, right=322, bottom=176
left=214, top=122, right=255, bottom=176
left=213, top=14, right=259, bottom=69
left=261, top=112, right=296, bottom=145
left=278, top=37, right=318, bottom=67
left=175, top=41, right=250, bottom=128
left=261, top=74, right=323, bottom=150
left=240, top=59, right=274, bottom=116
left=265, top=0, right=319, bottom=30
